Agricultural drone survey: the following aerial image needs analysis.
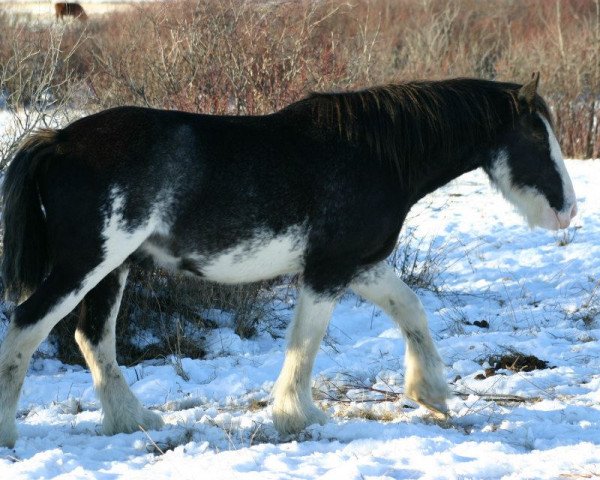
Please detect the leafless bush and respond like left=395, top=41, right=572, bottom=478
left=0, top=19, right=90, bottom=168
left=2, top=1, right=599, bottom=157
left=86, top=0, right=369, bottom=113
left=496, top=0, right=600, bottom=158
left=387, top=228, right=450, bottom=292
left=50, top=266, right=289, bottom=366
left=566, top=278, right=600, bottom=328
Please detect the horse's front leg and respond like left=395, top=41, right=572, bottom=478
left=351, top=262, right=448, bottom=418
left=272, top=286, right=336, bottom=435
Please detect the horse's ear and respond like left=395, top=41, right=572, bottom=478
left=518, top=72, right=540, bottom=111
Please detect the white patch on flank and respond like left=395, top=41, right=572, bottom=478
left=101, top=190, right=168, bottom=273
left=141, top=242, right=181, bottom=271
left=198, top=227, right=307, bottom=284
left=272, top=287, right=334, bottom=435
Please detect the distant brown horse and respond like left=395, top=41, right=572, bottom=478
left=54, top=2, right=88, bottom=21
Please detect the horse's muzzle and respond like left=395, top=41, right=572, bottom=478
left=555, top=202, right=578, bottom=230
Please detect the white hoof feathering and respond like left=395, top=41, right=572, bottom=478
left=103, top=404, right=164, bottom=435
left=0, top=421, right=17, bottom=449
left=272, top=387, right=328, bottom=434
left=404, top=347, right=449, bottom=419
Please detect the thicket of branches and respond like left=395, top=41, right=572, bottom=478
left=0, top=0, right=598, bottom=364
left=2, top=0, right=598, bottom=158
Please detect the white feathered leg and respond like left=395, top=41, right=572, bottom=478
left=272, top=287, right=335, bottom=434
left=0, top=265, right=119, bottom=448
left=351, top=262, right=448, bottom=417
left=75, top=267, right=163, bottom=435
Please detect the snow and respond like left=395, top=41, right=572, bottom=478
left=0, top=109, right=599, bottom=478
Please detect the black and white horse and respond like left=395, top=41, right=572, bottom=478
left=0, top=75, right=577, bottom=447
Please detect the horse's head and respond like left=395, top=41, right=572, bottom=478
left=485, top=73, right=577, bottom=230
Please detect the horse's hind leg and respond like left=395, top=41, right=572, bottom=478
left=350, top=262, right=448, bottom=418
left=0, top=210, right=157, bottom=446
left=75, top=266, right=163, bottom=435
left=272, top=286, right=336, bottom=435
left=0, top=262, right=119, bottom=447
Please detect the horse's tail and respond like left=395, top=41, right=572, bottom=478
left=2, top=129, right=57, bottom=302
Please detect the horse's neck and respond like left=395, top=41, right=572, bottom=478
left=407, top=150, right=486, bottom=204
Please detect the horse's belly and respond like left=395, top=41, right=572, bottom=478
left=198, top=231, right=306, bottom=283
left=142, top=228, right=306, bottom=283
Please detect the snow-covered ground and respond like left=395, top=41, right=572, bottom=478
left=0, top=117, right=599, bottom=478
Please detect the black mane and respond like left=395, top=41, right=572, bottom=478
left=296, top=79, right=551, bottom=186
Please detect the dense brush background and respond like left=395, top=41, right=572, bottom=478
left=0, top=0, right=598, bottom=365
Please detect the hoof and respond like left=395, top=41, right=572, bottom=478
left=103, top=407, right=164, bottom=435
left=0, top=422, right=17, bottom=449
left=272, top=400, right=328, bottom=435
left=414, top=397, right=449, bottom=420
left=139, top=408, right=165, bottom=431
left=405, top=372, right=449, bottom=420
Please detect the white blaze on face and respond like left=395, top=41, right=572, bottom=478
left=488, top=115, right=577, bottom=231
left=489, top=150, right=555, bottom=229
left=539, top=114, right=578, bottom=227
